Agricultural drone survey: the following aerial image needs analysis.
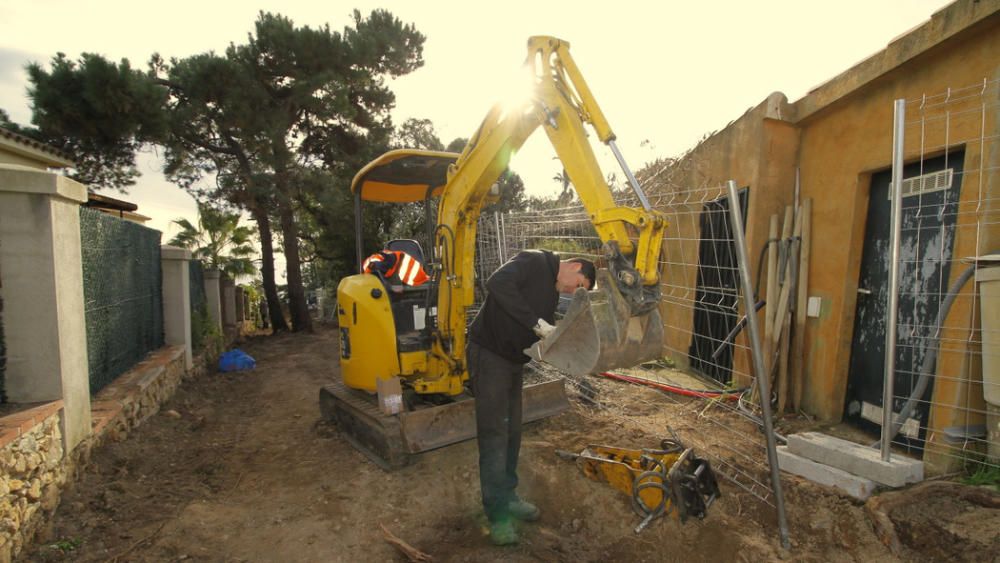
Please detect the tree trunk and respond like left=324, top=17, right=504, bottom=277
left=251, top=205, right=289, bottom=332
left=277, top=196, right=313, bottom=332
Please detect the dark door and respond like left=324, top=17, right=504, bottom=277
left=688, top=189, right=748, bottom=385
left=845, top=150, right=965, bottom=449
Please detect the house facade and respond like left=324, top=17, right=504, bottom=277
left=646, top=0, right=999, bottom=472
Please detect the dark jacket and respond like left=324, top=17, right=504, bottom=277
left=468, top=250, right=560, bottom=364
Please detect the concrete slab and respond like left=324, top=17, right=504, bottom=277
left=777, top=446, right=878, bottom=500
left=787, top=432, right=923, bottom=487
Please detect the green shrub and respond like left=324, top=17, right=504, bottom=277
left=191, top=306, right=220, bottom=353
left=961, top=462, right=1000, bottom=491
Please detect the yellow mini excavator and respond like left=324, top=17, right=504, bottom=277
left=320, top=36, right=668, bottom=469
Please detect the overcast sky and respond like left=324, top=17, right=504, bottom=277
left=1, top=0, right=953, bottom=246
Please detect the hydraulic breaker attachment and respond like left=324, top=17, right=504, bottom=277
left=556, top=439, right=720, bottom=533
left=668, top=448, right=720, bottom=523
left=527, top=268, right=664, bottom=376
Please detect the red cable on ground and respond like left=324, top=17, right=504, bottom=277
left=599, top=371, right=742, bottom=401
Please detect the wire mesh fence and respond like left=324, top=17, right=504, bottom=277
left=80, top=208, right=164, bottom=393
left=474, top=179, right=781, bottom=511
left=874, top=78, right=1000, bottom=472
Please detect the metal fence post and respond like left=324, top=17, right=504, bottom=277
left=882, top=100, right=906, bottom=461
left=726, top=180, right=790, bottom=549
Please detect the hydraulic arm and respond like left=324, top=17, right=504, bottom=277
left=430, top=36, right=667, bottom=381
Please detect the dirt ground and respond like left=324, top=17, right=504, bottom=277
left=20, top=326, right=1000, bottom=562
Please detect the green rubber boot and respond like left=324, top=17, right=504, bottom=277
left=508, top=498, right=541, bottom=522
left=490, top=520, right=518, bottom=545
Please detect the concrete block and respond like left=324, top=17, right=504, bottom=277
left=777, top=446, right=877, bottom=500
left=787, top=432, right=923, bottom=487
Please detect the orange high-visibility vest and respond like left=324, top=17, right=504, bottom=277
left=362, top=250, right=429, bottom=286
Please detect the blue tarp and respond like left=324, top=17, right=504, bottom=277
left=218, top=349, right=256, bottom=372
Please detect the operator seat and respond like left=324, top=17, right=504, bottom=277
left=382, top=238, right=427, bottom=297
left=383, top=239, right=432, bottom=353
left=385, top=239, right=425, bottom=266
left=369, top=239, right=426, bottom=294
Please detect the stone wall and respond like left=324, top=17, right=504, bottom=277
left=90, top=346, right=186, bottom=444
left=0, top=342, right=218, bottom=562
left=187, top=334, right=223, bottom=381
left=0, top=403, right=65, bottom=561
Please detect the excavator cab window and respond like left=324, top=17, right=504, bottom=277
left=386, top=239, right=425, bottom=265
left=376, top=239, right=434, bottom=353
left=367, top=240, right=428, bottom=296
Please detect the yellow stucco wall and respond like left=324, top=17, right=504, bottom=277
left=795, top=15, right=1000, bottom=431
left=643, top=93, right=799, bottom=381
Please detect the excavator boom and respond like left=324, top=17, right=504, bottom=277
left=434, top=36, right=667, bottom=377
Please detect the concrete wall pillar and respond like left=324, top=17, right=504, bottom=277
left=203, top=269, right=223, bottom=334
left=0, top=165, right=91, bottom=451
left=234, top=286, right=245, bottom=323
left=160, top=246, right=192, bottom=370
left=221, top=277, right=236, bottom=326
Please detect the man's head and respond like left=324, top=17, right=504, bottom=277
left=556, top=258, right=596, bottom=294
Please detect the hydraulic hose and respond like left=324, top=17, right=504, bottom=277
left=879, top=252, right=998, bottom=447
left=600, top=371, right=747, bottom=401
left=880, top=263, right=974, bottom=444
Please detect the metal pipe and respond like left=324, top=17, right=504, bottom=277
left=494, top=211, right=503, bottom=266
left=608, top=139, right=651, bottom=211
left=499, top=212, right=507, bottom=262
left=882, top=100, right=906, bottom=462
left=726, top=180, right=790, bottom=549
left=711, top=299, right=766, bottom=360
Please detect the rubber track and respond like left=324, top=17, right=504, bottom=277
left=319, top=380, right=411, bottom=470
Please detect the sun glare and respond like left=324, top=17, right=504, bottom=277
left=496, top=65, right=538, bottom=120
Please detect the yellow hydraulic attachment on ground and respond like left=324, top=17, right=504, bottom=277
left=321, top=36, right=668, bottom=469
left=557, top=440, right=720, bottom=532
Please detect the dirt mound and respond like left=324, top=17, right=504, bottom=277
left=866, top=480, right=1000, bottom=562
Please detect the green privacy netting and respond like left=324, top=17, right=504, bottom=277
left=80, top=208, right=163, bottom=393
left=188, top=259, right=212, bottom=352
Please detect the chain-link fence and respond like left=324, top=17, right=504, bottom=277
left=870, top=78, right=1000, bottom=473
left=80, top=208, right=164, bottom=393
left=189, top=259, right=211, bottom=352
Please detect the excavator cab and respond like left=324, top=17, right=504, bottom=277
left=336, top=150, right=456, bottom=394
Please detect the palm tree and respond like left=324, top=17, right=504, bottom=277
left=170, top=202, right=257, bottom=279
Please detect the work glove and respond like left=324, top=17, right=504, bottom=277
left=533, top=318, right=556, bottom=339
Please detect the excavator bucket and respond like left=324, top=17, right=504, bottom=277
left=527, top=269, right=663, bottom=376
